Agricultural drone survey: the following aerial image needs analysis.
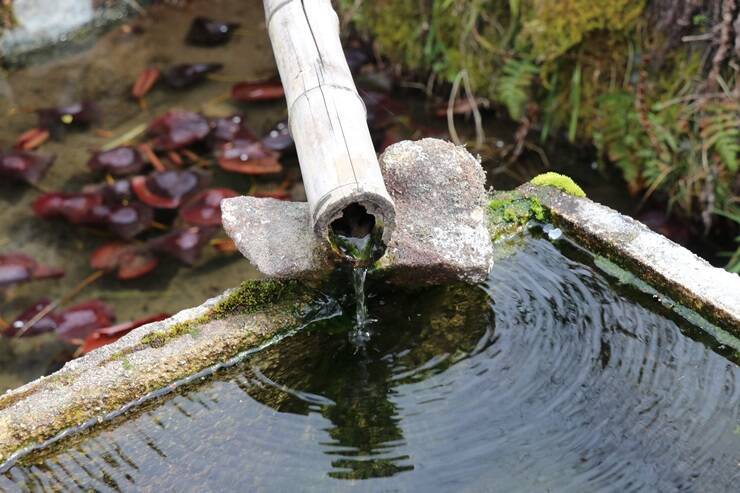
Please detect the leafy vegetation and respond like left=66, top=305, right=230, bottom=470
left=340, top=0, right=740, bottom=271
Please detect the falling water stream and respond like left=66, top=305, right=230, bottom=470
left=328, top=204, right=385, bottom=345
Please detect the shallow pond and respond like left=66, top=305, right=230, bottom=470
left=3, top=230, right=738, bottom=492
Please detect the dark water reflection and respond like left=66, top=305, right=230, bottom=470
left=2, top=233, right=739, bottom=492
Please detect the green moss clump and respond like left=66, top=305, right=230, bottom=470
left=140, top=321, right=199, bottom=348
left=529, top=172, right=586, bottom=197
left=134, top=280, right=306, bottom=350
left=487, top=191, right=547, bottom=240
left=209, top=279, right=304, bottom=318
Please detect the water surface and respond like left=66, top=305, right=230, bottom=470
left=3, top=231, right=738, bottom=492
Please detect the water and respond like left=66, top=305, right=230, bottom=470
left=2, top=230, right=738, bottom=492
left=351, top=267, right=370, bottom=344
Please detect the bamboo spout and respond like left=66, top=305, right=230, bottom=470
left=263, top=0, right=395, bottom=244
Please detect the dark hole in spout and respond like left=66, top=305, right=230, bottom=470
left=331, top=203, right=375, bottom=239
left=329, top=203, right=385, bottom=265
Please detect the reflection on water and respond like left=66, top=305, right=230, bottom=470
left=2, top=232, right=739, bottom=492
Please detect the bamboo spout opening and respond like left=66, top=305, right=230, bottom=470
left=331, top=203, right=375, bottom=240
left=328, top=202, right=387, bottom=264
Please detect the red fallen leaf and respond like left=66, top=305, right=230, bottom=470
left=216, top=131, right=282, bottom=175
left=55, top=299, right=115, bottom=343
left=0, top=150, right=55, bottom=184
left=79, top=313, right=170, bottom=354
left=261, top=120, right=293, bottom=153
left=87, top=146, right=145, bottom=176
left=83, top=178, right=133, bottom=204
left=231, top=80, right=284, bottom=102
left=147, top=110, right=211, bottom=150
left=37, top=101, right=98, bottom=137
left=0, top=253, right=35, bottom=287
left=149, top=226, right=217, bottom=265
left=251, top=189, right=291, bottom=200
left=90, top=242, right=159, bottom=280
left=90, top=242, right=129, bottom=271
left=32, top=192, right=110, bottom=225
left=185, top=17, right=240, bottom=46
left=107, top=202, right=154, bottom=239
left=132, top=66, right=160, bottom=99
left=5, top=299, right=58, bottom=336
left=211, top=237, right=237, bottom=253
left=209, top=114, right=253, bottom=144
left=180, top=188, right=238, bottom=226
left=0, top=253, right=64, bottom=288
left=14, top=127, right=50, bottom=150
left=118, top=249, right=159, bottom=280
left=162, top=63, right=223, bottom=89
left=131, top=169, right=207, bottom=209
left=130, top=176, right=179, bottom=208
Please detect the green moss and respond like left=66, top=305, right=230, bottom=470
left=487, top=191, right=548, bottom=240
left=529, top=172, right=586, bottom=197
left=108, top=280, right=307, bottom=359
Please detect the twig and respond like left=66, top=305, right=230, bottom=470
left=139, top=143, right=166, bottom=171
left=446, top=70, right=484, bottom=148
left=523, top=141, right=551, bottom=169
left=15, top=270, right=104, bottom=338
left=461, top=70, right=485, bottom=149
left=447, top=71, right=464, bottom=145
left=707, top=0, right=735, bottom=90
left=101, top=123, right=147, bottom=151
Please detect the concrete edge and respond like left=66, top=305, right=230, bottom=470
left=0, top=285, right=315, bottom=463
left=520, top=184, right=740, bottom=332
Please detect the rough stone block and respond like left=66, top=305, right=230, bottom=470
left=221, top=138, right=494, bottom=283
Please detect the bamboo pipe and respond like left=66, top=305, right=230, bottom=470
left=263, top=0, right=395, bottom=243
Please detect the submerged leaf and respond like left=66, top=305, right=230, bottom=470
left=185, top=17, right=240, bottom=46
left=0, top=151, right=55, bottom=185
left=0, top=253, right=63, bottom=288
left=216, top=131, right=282, bottom=175
left=55, top=300, right=116, bottom=343
left=87, top=146, right=145, bottom=176
left=162, top=63, right=223, bottom=89
left=149, top=226, right=217, bottom=265
left=90, top=242, right=159, bottom=280
left=231, top=80, right=284, bottom=102
left=131, top=170, right=208, bottom=209
left=5, top=299, right=58, bottom=336
left=180, top=188, right=238, bottom=226
left=147, top=110, right=211, bottom=150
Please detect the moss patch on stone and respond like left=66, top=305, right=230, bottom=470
left=529, top=172, right=586, bottom=197
left=109, top=280, right=308, bottom=360
left=487, top=191, right=547, bottom=241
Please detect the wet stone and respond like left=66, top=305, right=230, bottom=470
left=221, top=138, right=494, bottom=284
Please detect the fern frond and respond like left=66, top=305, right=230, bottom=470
left=701, top=103, right=740, bottom=172
left=495, top=57, right=538, bottom=121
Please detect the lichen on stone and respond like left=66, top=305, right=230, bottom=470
left=529, top=172, right=586, bottom=197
